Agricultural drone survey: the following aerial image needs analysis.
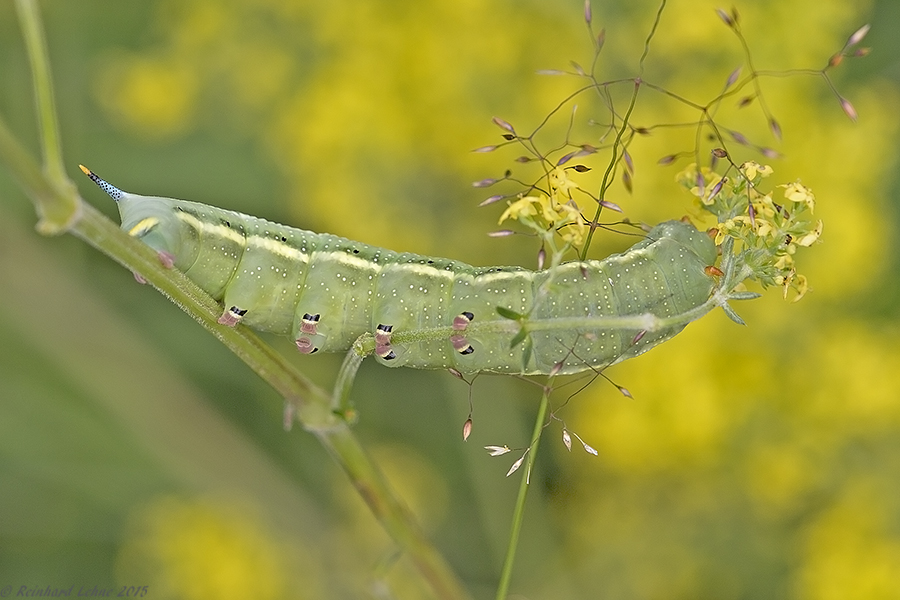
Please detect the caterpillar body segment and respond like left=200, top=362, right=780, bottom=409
left=81, top=166, right=717, bottom=375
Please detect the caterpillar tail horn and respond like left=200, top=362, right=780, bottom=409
left=79, top=165, right=124, bottom=201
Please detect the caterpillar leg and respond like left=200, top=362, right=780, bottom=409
left=126, top=214, right=177, bottom=284
left=283, top=401, right=296, bottom=432
left=370, top=312, right=479, bottom=368
left=217, top=306, right=248, bottom=327
left=157, top=250, right=176, bottom=269
left=450, top=311, right=476, bottom=356
left=368, top=312, right=481, bottom=368
left=295, top=313, right=326, bottom=354
left=133, top=250, right=177, bottom=284
left=374, top=324, right=397, bottom=360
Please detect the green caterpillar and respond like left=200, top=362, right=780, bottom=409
left=80, top=166, right=718, bottom=376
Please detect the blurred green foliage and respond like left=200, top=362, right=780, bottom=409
left=1, top=0, right=899, bottom=598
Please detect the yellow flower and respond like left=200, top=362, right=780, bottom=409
left=554, top=200, right=579, bottom=221
left=675, top=164, right=724, bottom=203
left=777, top=270, right=809, bottom=301
left=741, top=161, right=773, bottom=180
left=752, top=194, right=777, bottom=219
left=537, top=196, right=562, bottom=223
left=548, top=166, right=579, bottom=198
left=791, top=274, right=809, bottom=302
left=756, top=219, right=774, bottom=238
left=561, top=222, right=587, bottom=246
left=776, top=269, right=795, bottom=299
left=556, top=202, right=586, bottom=246
left=713, top=223, right=728, bottom=245
left=497, top=190, right=585, bottom=247
left=715, top=216, right=751, bottom=244
left=675, top=164, right=698, bottom=186
left=498, top=196, right=540, bottom=224
left=795, top=220, right=823, bottom=246
left=697, top=172, right=724, bottom=204
left=781, top=181, right=816, bottom=212
left=774, top=253, right=795, bottom=270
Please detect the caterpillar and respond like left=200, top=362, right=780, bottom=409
left=80, top=166, right=718, bottom=376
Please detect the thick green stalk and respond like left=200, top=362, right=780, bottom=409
left=320, top=427, right=472, bottom=600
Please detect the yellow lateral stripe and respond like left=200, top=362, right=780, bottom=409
left=378, top=261, right=455, bottom=279
left=175, top=210, right=246, bottom=246
left=249, top=235, right=311, bottom=263
left=325, top=251, right=384, bottom=272
left=470, top=270, right=532, bottom=284
left=128, top=217, right=160, bottom=237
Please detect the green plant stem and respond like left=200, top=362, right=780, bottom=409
left=333, top=347, right=366, bottom=415
left=15, top=0, right=78, bottom=235
left=580, top=79, right=640, bottom=260
left=495, top=386, right=550, bottom=600
left=322, top=426, right=471, bottom=600
left=16, top=0, right=64, bottom=183
left=0, top=114, right=60, bottom=211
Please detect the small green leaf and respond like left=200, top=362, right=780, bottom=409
left=729, top=291, right=762, bottom=301
left=510, top=327, right=528, bottom=348
left=496, top=306, right=524, bottom=321
left=521, top=337, right=534, bottom=369
left=720, top=302, right=746, bottom=325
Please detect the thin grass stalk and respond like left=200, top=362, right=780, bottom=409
left=15, top=0, right=78, bottom=235
left=495, top=386, right=551, bottom=599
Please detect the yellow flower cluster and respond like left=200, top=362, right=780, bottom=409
left=499, top=167, right=587, bottom=248
left=678, top=162, right=823, bottom=301
left=675, top=165, right=725, bottom=206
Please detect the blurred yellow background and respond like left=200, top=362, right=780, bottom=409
left=1, top=0, right=899, bottom=598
